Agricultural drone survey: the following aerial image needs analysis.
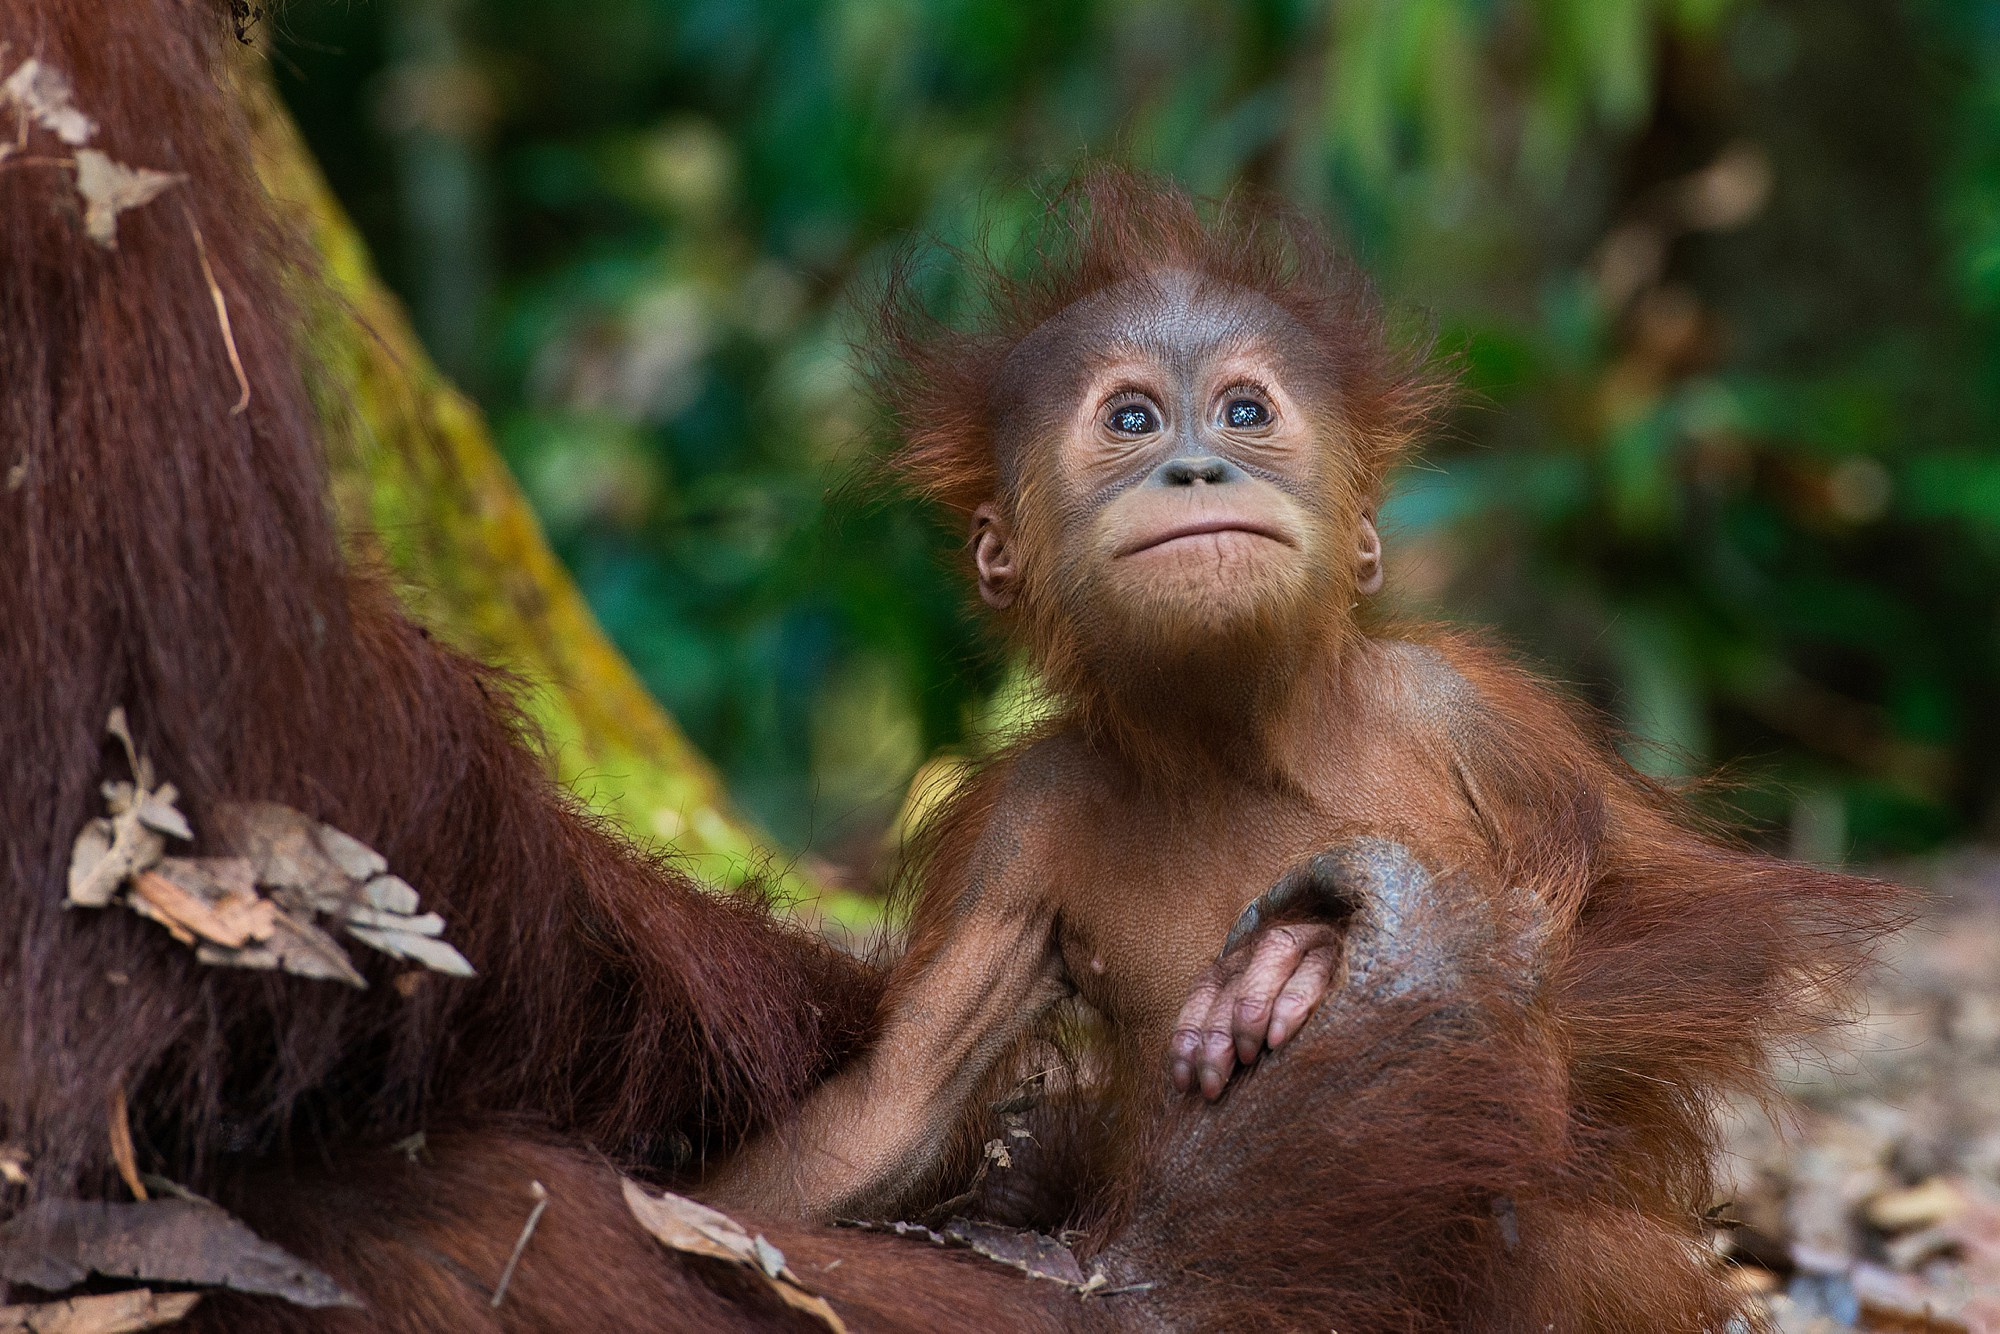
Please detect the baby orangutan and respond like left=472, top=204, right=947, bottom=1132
left=706, top=173, right=1899, bottom=1304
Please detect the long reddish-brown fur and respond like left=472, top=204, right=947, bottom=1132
left=845, top=171, right=1911, bottom=1330
left=874, top=169, right=1445, bottom=522
left=0, top=5, right=1906, bottom=1330
left=0, top=2, right=895, bottom=1325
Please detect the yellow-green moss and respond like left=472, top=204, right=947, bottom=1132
left=236, top=62, right=876, bottom=926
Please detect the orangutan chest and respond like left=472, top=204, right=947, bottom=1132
left=1049, top=793, right=1340, bottom=1049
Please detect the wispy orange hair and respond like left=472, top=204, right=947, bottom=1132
left=868, top=166, right=1450, bottom=519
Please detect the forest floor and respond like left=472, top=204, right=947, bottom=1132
left=1721, top=848, right=2000, bottom=1332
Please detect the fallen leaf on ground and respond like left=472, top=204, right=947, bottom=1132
left=0, top=1289, right=201, bottom=1334
left=0, top=58, right=95, bottom=145
left=1717, top=854, right=2000, bottom=1331
left=0, top=1199, right=358, bottom=1309
left=1864, top=1177, right=1967, bottom=1233
left=621, top=1179, right=846, bottom=1332
left=72, top=151, right=181, bottom=249
left=0, top=1145, right=28, bottom=1187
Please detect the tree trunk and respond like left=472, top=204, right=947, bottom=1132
left=233, top=58, right=854, bottom=917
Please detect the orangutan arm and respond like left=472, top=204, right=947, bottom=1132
left=1170, top=640, right=1567, bottom=1099
left=704, top=799, right=1072, bottom=1223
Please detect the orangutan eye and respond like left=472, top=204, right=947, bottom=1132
left=1225, top=398, right=1270, bottom=429
left=1108, top=403, right=1160, bottom=435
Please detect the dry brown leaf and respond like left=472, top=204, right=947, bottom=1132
left=0, top=1199, right=358, bottom=1309
left=939, top=1219, right=1091, bottom=1288
left=198, top=909, right=366, bottom=988
left=621, top=1179, right=760, bottom=1267
left=621, top=1180, right=847, bottom=1333
left=339, top=906, right=445, bottom=936
left=102, top=710, right=148, bottom=789
left=361, top=875, right=420, bottom=914
left=313, top=823, right=387, bottom=882
left=72, top=150, right=181, bottom=249
left=66, top=813, right=165, bottom=910
left=839, top=1216, right=1113, bottom=1295
left=0, top=58, right=95, bottom=146
left=211, top=803, right=472, bottom=977
left=67, top=748, right=467, bottom=986
left=343, top=925, right=472, bottom=977
left=0, top=1289, right=201, bottom=1334
left=131, top=787, right=191, bottom=843
left=1865, top=1177, right=1967, bottom=1233
left=66, top=715, right=182, bottom=909
left=129, top=861, right=273, bottom=951
left=211, top=801, right=353, bottom=905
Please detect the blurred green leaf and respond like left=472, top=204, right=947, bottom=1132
left=274, top=0, right=2000, bottom=864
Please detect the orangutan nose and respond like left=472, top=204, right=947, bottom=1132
left=1153, top=455, right=1242, bottom=487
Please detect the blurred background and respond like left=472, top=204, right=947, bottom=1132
left=269, top=0, right=2000, bottom=883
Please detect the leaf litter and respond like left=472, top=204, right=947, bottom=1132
left=0, top=53, right=247, bottom=410
left=0, top=58, right=95, bottom=146
left=0, top=1199, right=357, bottom=1310
left=1717, top=850, right=2000, bottom=1332
left=65, top=709, right=472, bottom=987
left=622, top=1179, right=848, bottom=1332
left=835, top=1216, right=1127, bottom=1296
left=0, top=1289, right=201, bottom=1334
left=71, top=151, right=181, bottom=249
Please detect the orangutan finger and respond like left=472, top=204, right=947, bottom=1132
left=1265, top=944, right=1337, bottom=1049
left=1230, top=926, right=1309, bottom=1065
left=1198, top=1005, right=1239, bottom=1101
left=1170, top=971, right=1227, bottom=1092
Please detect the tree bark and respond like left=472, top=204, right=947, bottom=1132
left=233, top=58, right=856, bottom=918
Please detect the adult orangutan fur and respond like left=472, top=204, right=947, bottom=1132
left=0, top=3, right=1902, bottom=1331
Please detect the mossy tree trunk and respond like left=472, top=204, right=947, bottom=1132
left=234, top=58, right=865, bottom=923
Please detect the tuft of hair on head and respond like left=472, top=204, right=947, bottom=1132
left=865, top=164, right=1453, bottom=523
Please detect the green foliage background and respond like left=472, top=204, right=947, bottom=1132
left=274, top=0, right=2000, bottom=870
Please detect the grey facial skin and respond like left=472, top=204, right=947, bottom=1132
left=972, top=270, right=1382, bottom=614
left=988, top=270, right=1328, bottom=505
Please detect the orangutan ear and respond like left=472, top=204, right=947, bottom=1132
left=1355, top=513, right=1384, bottom=597
left=971, top=503, right=1020, bottom=610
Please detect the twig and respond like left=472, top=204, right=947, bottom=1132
left=107, top=1085, right=147, bottom=1201
left=489, top=1179, right=548, bottom=1308
left=1083, top=1281, right=1157, bottom=1299
left=139, top=1174, right=215, bottom=1207
left=182, top=206, right=250, bottom=415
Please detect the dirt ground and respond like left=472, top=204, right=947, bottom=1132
left=1718, top=850, right=2000, bottom=1332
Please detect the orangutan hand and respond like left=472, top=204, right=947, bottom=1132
left=1168, top=918, right=1342, bottom=1101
